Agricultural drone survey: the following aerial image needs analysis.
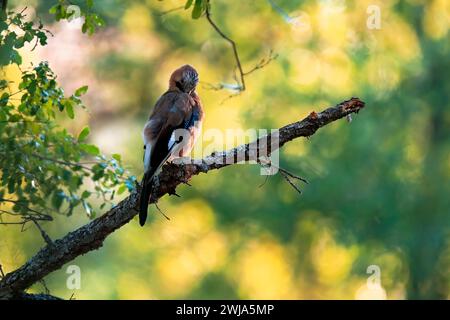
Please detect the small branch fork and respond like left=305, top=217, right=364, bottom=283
left=0, top=97, right=365, bottom=299
left=157, top=0, right=277, bottom=97
left=204, top=0, right=278, bottom=95
left=259, top=157, right=309, bottom=194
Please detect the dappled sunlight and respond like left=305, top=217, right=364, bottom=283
left=117, top=274, right=155, bottom=300
left=121, top=4, right=154, bottom=34
left=77, top=271, right=116, bottom=299
left=140, top=199, right=218, bottom=249
left=231, top=238, right=296, bottom=299
left=0, top=228, right=28, bottom=273
left=319, top=48, right=355, bottom=95
left=315, top=4, right=349, bottom=47
left=311, top=231, right=358, bottom=284
left=155, top=247, right=204, bottom=296
left=364, top=55, right=401, bottom=93
left=378, top=17, right=421, bottom=62
left=423, top=0, right=450, bottom=39
left=288, top=49, right=321, bottom=88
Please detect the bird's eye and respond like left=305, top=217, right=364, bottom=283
left=175, top=80, right=183, bottom=91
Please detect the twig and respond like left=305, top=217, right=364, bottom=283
left=258, top=175, right=270, bottom=188
left=204, top=1, right=277, bottom=96
left=279, top=170, right=304, bottom=195
left=31, top=219, right=53, bottom=246
left=278, top=167, right=309, bottom=184
left=243, top=51, right=279, bottom=76
left=30, top=153, right=92, bottom=170
left=0, top=198, right=53, bottom=221
left=39, top=279, right=50, bottom=295
left=154, top=203, right=170, bottom=221
left=205, top=1, right=245, bottom=91
left=159, top=5, right=184, bottom=16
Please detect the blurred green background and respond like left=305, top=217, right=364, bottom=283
left=1, top=0, right=449, bottom=299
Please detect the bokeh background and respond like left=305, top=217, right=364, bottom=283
left=1, top=0, right=449, bottom=299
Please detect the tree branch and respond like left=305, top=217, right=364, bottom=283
left=0, top=97, right=365, bottom=299
left=16, top=292, right=62, bottom=300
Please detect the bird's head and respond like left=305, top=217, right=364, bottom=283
left=169, top=64, right=199, bottom=94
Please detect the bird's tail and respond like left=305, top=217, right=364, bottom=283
left=139, top=167, right=156, bottom=226
left=139, top=139, right=179, bottom=226
left=139, top=143, right=155, bottom=226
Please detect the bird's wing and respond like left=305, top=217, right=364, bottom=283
left=146, top=91, right=194, bottom=172
left=139, top=92, right=194, bottom=226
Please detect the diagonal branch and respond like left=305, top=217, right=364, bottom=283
left=0, top=97, right=365, bottom=299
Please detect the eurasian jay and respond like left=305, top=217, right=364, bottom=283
left=139, top=65, right=203, bottom=226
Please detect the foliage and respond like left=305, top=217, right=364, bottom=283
left=49, top=0, right=105, bottom=35
left=184, top=0, right=209, bottom=19
left=0, top=8, right=48, bottom=66
left=0, top=3, right=135, bottom=224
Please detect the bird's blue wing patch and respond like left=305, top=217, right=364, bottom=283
left=184, top=108, right=200, bottom=130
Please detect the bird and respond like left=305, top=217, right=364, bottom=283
left=139, top=65, right=204, bottom=226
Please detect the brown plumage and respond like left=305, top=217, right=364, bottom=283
left=139, top=65, right=204, bottom=226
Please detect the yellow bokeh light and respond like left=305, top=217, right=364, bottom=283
left=155, top=247, right=203, bottom=296
left=121, top=4, right=153, bottom=34
left=424, top=0, right=450, bottom=39
left=232, top=239, right=295, bottom=299
left=312, top=231, right=358, bottom=284
left=289, top=49, right=321, bottom=87
left=319, top=48, right=355, bottom=95
left=117, top=274, right=155, bottom=300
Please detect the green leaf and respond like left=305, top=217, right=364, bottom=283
left=78, top=126, right=90, bottom=142
left=0, top=92, right=9, bottom=105
left=66, top=102, right=74, bottom=119
left=10, top=50, right=22, bottom=65
left=79, top=143, right=100, bottom=156
left=81, top=190, right=91, bottom=199
left=24, top=31, right=33, bottom=42
left=7, top=177, right=15, bottom=193
left=74, top=85, right=88, bottom=96
left=49, top=4, right=59, bottom=14
left=0, top=20, right=7, bottom=31
left=0, top=109, right=7, bottom=121
left=185, top=0, right=194, bottom=9
left=14, top=36, right=25, bottom=48
left=0, top=79, right=7, bottom=90
left=112, top=153, right=121, bottom=161
left=192, top=0, right=204, bottom=19
left=117, top=184, right=127, bottom=195
left=9, top=114, right=21, bottom=122
left=52, top=191, right=64, bottom=210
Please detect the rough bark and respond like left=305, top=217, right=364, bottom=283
left=0, top=97, right=365, bottom=299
